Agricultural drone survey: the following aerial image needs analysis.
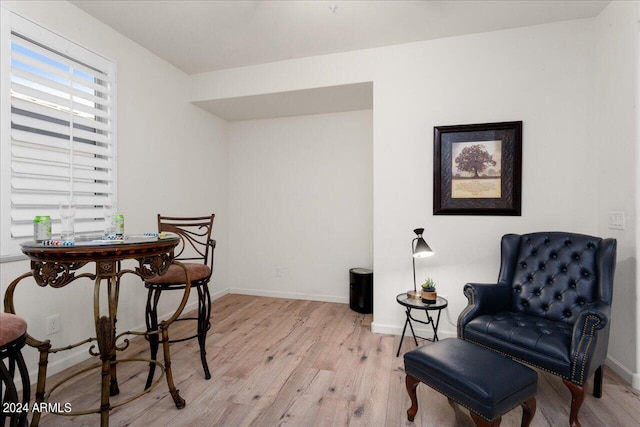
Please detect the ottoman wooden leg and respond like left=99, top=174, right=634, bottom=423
left=405, top=374, right=420, bottom=421
left=470, top=413, right=501, bottom=426
left=521, top=396, right=536, bottom=427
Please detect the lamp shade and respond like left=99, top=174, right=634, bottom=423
left=413, top=237, right=434, bottom=258
left=412, top=228, right=434, bottom=258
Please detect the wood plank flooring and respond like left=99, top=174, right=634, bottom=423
left=34, top=294, right=640, bottom=426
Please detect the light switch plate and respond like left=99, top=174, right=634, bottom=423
left=608, top=211, right=625, bottom=230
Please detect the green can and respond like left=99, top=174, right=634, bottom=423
left=115, top=214, right=124, bottom=236
left=34, top=215, right=52, bottom=242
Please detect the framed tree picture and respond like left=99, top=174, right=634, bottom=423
left=433, top=121, right=522, bottom=216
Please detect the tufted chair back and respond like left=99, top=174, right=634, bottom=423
left=499, top=232, right=614, bottom=325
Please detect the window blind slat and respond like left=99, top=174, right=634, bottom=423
left=72, top=127, right=110, bottom=145
left=73, top=181, right=110, bottom=194
left=11, top=167, right=110, bottom=185
left=12, top=143, right=112, bottom=169
left=11, top=111, right=73, bottom=138
left=11, top=81, right=72, bottom=114
left=12, top=125, right=111, bottom=155
left=73, top=167, right=111, bottom=182
left=72, top=113, right=110, bottom=133
left=12, top=193, right=112, bottom=207
left=12, top=128, right=69, bottom=151
left=12, top=161, right=70, bottom=178
left=71, top=86, right=111, bottom=107
left=12, top=176, right=70, bottom=192
left=72, top=140, right=111, bottom=157
left=12, top=144, right=69, bottom=164
left=12, top=96, right=71, bottom=124
left=73, top=154, right=110, bottom=169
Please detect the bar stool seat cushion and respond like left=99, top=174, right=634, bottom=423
left=0, top=313, right=27, bottom=347
left=145, top=263, right=211, bottom=285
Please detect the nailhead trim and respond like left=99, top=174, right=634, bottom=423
left=571, top=314, right=600, bottom=384
left=407, top=373, right=531, bottom=423
left=458, top=287, right=476, bottom=339
left=463, top=338, right=570, bottom=381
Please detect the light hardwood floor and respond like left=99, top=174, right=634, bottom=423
left=34, top=294, right=640, bottom=426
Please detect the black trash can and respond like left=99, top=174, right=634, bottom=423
left=349, top=268, right=373, bottom=314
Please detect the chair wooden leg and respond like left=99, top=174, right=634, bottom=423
left=520, top=396, right=536, bottom=427
left=470, top=412, right=501, bottom=426
left=405, top=374, right=420, bottom=421
left=563, top=379, right=585, bottom=427
left=593, top=365, right=603, bottom=398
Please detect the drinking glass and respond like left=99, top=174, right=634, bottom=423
left=59, top=200, right=77, bottom=241
left=103, top=204, right=116, bottom=236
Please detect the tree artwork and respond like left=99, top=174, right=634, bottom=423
left=454, top=144, right=496, bottom=178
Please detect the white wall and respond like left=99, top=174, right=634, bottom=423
left=191, top=15, right=638, bottom=385
left=0, top=1, right=229, bottom=379
left=227, top=110, right=373, bottom=301
left=595, top=0, right=640, bottom=387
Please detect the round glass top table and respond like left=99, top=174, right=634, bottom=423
left=4, top=234, right=190, bottom=426
left=396, top=293, right=448, bottom=357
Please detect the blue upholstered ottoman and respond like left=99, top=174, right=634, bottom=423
left=404, top=338, right=537, bottom=427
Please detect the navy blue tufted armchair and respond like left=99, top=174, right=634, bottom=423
left=458, top=232, right=616, bottom=427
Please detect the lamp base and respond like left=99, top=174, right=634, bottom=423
left=406, top=290, right=421, bottom=300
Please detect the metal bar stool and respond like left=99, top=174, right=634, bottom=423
left=144, top=214, right=216, bottom=389
left=0, top=313, right=30, bottom=427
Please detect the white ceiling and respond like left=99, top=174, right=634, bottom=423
left=71, top=0, right=609, bottom=75
left=69, top=0, right=610, bottom=120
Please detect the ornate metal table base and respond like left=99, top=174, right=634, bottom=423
left=4, top=236, right=189, bottom=426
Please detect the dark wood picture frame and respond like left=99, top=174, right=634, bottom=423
left=433, top=121, right=522, bottom=216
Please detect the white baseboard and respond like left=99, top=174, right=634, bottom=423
left=606, top=354, right=640, bottom=391
left=371, top=321, right=456, bottom=340
left=229, top=287, right=349, bottom=304
left=209, top=287, right=228, bottom=301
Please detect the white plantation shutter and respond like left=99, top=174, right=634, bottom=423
left=1, top=11, right=117, bottom=259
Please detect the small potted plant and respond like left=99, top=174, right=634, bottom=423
left=421, top=278, right=437, bottom=303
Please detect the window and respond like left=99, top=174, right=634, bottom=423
left=1, top=10, right=117, bottom=260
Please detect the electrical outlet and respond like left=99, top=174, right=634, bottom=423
left=46, top=314, right=61, bottom=335
left=274, top=266, right=287, bottom=278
